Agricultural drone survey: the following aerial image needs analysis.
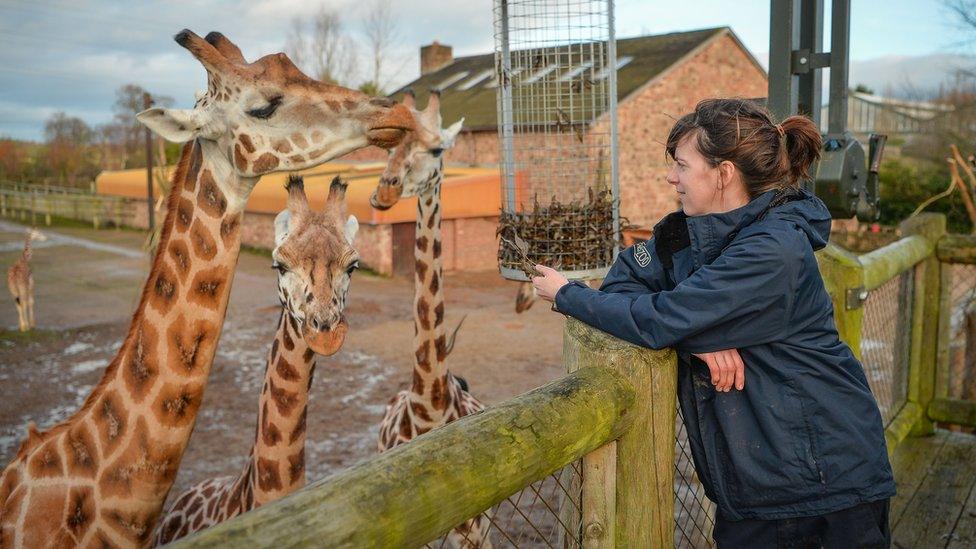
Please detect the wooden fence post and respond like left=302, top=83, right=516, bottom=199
left=899, top=213, right=947, bottom=436
left=816, top=243, right=866, bottom=358
left=564, top=318, right=677, bottom=548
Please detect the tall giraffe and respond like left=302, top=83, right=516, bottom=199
left=0, top=30, right=412, bottom=549
left=370, top=91, right=491, bottom=548
left=6, top=228, right=45, bottom=331
left=152, top=176, right=359, bottom=545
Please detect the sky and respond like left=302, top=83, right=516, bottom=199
left=0, top=0, right=968, bottom=141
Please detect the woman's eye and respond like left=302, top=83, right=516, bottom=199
left=247, top=96, right=283, bottom=119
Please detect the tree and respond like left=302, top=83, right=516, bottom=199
left=43, top=112, right=94, bottom=184
left=284, top=7, right=357, bottom=86
left=360, top=0, right=401, bottom=95
left=0, top=139, right=26, bottom=182
left=101, top=84, right=173, bottom=169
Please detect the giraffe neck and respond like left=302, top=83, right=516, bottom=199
left=0, top=139, right=257, bottom=547
left=410, top=164, right=454, bottom=412
left=242, top=310, right=315, bottom=508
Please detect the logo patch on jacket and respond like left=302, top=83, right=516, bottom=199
left=634, top=242, right=651, bottom=267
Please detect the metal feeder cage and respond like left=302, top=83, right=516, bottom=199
left=493, top=0, right=620, bottom=282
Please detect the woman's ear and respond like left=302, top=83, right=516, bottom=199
left=717, top=160, right=737, bottom=189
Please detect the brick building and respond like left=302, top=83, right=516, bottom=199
left=344, top=26, right=768, bottom=230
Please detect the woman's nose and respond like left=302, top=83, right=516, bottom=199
left=666, top=169, right=678, bottom=185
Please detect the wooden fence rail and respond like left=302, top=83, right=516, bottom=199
left=0, top=187, right=131, bottom=228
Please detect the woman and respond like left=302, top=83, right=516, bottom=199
left=532, top=98, right=895, bottom=548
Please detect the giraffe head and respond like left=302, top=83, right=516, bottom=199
left=369, top=90, right=464, bottom=210
left=137, top=30, right=415, bottom=178
left=272, top=175, right=359, bottom=356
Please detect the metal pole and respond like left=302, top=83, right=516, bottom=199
left=797, top=0, right=824, bottom=125
left=498, top=0, right=517, bottom=214
left=143, top=92, right=155, bottom=231
left=767, top=0, right=799, bottom=122
left=607, top=0, right=620, bottom=257
left=827, top=0, right=851, bottom=135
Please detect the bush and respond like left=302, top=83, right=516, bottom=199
left=878, top=157, right=973, bottom=234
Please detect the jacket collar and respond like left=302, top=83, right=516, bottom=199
left=654, top=189, right=781, bottom=270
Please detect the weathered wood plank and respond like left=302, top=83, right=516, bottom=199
left=892, top=431, right=976, bottom=548
left=929, top=398, right=976, bottom=428
left=937, top=234, right=976, bottom=264
left=815, top=243, right=864, bottom=357
left=174, top=366, right=637, bottom=548
left=564, top=318, right=678, bottom=548
left=889, top=430, right=949, bottom=527
left=860, top=235, right=932, bottom=291
left=948, top=470, right=976, bottom=548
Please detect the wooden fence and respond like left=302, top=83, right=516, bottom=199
left=0, top=182, right=132, bottom=229
left=166, top=213, right=974, bottom=548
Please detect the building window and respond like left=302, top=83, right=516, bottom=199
left=593, top=56, right=634, bottom=80
left=436, top=71, right=470, bottom=90
left=458, top=69, right=494, bottom=90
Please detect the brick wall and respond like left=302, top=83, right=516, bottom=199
left=605, top=32, right=768, bottom=228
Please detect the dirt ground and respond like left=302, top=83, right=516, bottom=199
left=0, top=218, right=566, bottom=507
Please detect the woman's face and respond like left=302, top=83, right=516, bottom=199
left=666, top=132, right=738, bottom=217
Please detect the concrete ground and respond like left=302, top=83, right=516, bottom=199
left=0, top=218, right=565, bottom=507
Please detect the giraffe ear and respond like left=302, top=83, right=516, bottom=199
left=136, top=107, right=213, bottom=143
left=344, top=215, right=359, bottom=246
left=440, top=118, right=464, bottom=149
left=274, top=210, right=292, bottom=248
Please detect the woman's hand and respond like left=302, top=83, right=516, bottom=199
left=531, top=264, right=569, bottom=303
left=693, top=348, right=745, bottom=392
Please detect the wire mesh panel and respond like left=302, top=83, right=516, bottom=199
left=860, top=270, right=915, bottom=425
left=946, top=264, right=976, bottom=403
left=674, top=407, right=716, bottom=548
left=493, top=0, right=619, bottom=281
left=425, top=463, right=584, bottom=548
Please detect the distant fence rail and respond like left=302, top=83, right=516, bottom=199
left=167, top=214, right=976, bottom=547
left=0, top=182, right=132, bottom=228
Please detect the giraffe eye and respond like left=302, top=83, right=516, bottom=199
left=346, top=260, right=359, bottom=275
left=429, top=148, right=444, bottom=157
left=271, top=261, right=289, bottom=274
left=247, top=96, right=283, bottom=119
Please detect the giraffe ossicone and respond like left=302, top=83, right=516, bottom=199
left=0, top=29, right=411, bottom=549
left=153, top=175, right=359, bottom=545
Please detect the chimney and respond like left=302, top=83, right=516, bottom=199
left=420, top=41, right=453, bottom=75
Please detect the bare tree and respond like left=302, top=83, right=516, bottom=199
left=361, top=0, right=400, bottom=95
left=285, top=7, right=357, bottom=86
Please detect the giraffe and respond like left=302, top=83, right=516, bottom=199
left=0, top=30, right=412, bottom=549
left=152, top=175, right=359, bottom=545
left=6, top=228, right=46, bottom=331
left=369, top=90, right=492, bottom=549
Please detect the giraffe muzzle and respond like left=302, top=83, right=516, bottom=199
left=367, top=104, right=415, bottom=149
left=302, top=318, right=348, bottom=356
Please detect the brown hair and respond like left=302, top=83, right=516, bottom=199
left=665, top=98, right=822, bottom=198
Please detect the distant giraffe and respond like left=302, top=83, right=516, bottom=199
left=152, top=176, right=360, bottom=545
left=0, top=29, right=412, bottom=549
left=369, top=90, right=490, bottom=548
left=6, top=228, right=45, bottom=331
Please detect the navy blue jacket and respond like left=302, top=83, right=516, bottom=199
left=555, top=188, right=895, bottom=520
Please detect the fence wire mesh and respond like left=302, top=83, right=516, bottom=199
left=861, top=269, right=915, bottom=425
left=946, top=263, right=976, bottom=403
left=493, top=0, right=619, bottom=280
left=426, top=462, right=584, bottom=548
left=674, top=407, right=716, bottom=548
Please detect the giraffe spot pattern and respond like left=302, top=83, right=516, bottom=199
left=272, top=139, right=292, bottom=154
left=416, top=296, right=431, bottom=330
left=415, top=259, right=428, bottom=283
left=234, top=144, right=248, bottom=172
left=190, top=219, right=218, bottom=261
left=123, top=325, right=158, bottom=403
left=269, top=380, right=300, bottom=417
left=187, top=266, right=228, bottom=310
left=416, top=235, right=428, bottom=253
left=290, top=133, right=308, bottom=148
left=275, top=355, right=300, bottom=381
left=433, top=238, right=442, bottom=259
left=151, top=264, right=179, bottom=315
left=154, top=382, right=203, bottom=428
left=415, top=340, right=431, bottom=372
left=220, top=213, right=241, bottom=248
left=252, top=152, right=280, bottom=173
left=175, top=197, right=194, bottom=232
left=239, top=134, right=255, bottom=154
left=430, top=377, right=448, bottom=411
left=95, top=390, right=126, bottom=454
left=197, top=170, right=227, bottom=218
left=166, top=317, right=214, bottom=374
left=27, top=439, right=64, bottom=478
left=184, top=143, right=202, bottom=193
left=287, top=448, right=305, bottom=485
left=434, top=302, right=444, bottom=327
left=436, top=335, right=448, bottom=362
left=168, top=240, right=191, bottom=282
left=65, top=423, right=97, bottom=477
left=65, top=486, right=94, bottom=536
left=256, top=458, right=282, bottom=492
left=289, top=408, right=306, bottom=444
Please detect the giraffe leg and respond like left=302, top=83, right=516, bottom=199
left=447, top=511, right=494, bottom=549
left=14, top=296, right=27, bottom=332
left=26, top=280, right=34, bottom=329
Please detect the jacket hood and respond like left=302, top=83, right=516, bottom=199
left=683, top=188, right=832, bottom=265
